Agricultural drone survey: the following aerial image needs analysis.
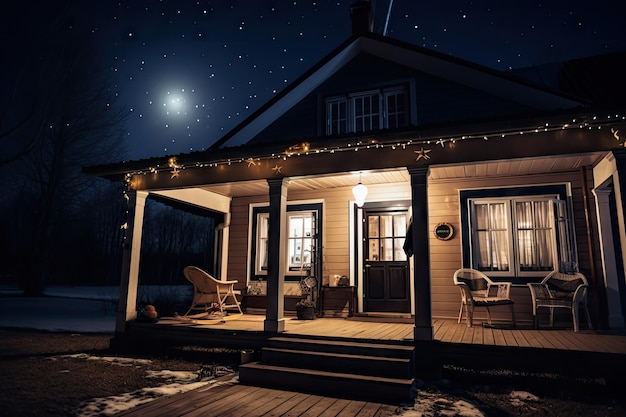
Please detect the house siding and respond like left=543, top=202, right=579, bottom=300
left=225, top=168, right=598, bottom=325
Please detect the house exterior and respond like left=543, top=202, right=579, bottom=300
left=87, top=1, right=626, bottom=340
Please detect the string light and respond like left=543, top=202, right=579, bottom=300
left=121, top=113, right=626, bottom=188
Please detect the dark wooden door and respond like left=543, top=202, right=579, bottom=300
left=363, top=210, right=410, bottom=313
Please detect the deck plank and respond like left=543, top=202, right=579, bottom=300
left=184, top=385, right=264, bottom=417
left=258, top=392, right=314, bottom=417
left=280, top=393, right=327, bottom=417
left=316, top=398, right=353, bottom=417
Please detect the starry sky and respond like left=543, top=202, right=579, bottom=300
left=4, top=1, right=626, bottom=161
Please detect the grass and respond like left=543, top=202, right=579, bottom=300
left=0, top=328, right=238, bottom=417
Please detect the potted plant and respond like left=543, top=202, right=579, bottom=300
left=294, top=298, right=316, bottom=320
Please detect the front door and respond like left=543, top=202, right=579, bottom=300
left=363, top=209, right=410, bottom=313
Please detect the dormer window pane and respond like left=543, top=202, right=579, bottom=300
left=325, top=85, right=408, bottom=135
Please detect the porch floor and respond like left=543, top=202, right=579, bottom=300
left=134, top=313, right=626, bottom=354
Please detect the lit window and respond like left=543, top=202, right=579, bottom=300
left=250, top=204, right=322, bottom=281
left=287, top=212, right=315, bottom=271
left=469, top=196, right=573, bottom=278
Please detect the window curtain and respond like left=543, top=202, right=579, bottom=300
left=516, top=201, right=553, bottom=271
left=474, top=202, right=509, bottom=271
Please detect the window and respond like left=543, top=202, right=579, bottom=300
left=468, top=196, right=572, bottom=278
left=255, top=212, right=269, bottom=274
left=367, top=212, right=408, bottom=262
left=326, top=86, right=408, bottom=135
left=250, top=203, right=322, bottom=281
left=287, top=212, right=315, bottom=271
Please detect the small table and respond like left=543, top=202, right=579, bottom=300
left=320, top=285, right=355, bottom=317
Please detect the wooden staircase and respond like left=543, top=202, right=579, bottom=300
left=238, top=336, right=416, bottom=404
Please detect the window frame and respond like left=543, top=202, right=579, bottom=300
left=468, top=195, right=559, bottom=278
left=325, top=84, right=409, bottom=135
left=460, top=184, right=576, bottom=284
left=249, top=202, right=323, bottom=282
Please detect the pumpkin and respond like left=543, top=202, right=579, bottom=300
left=143, top=305, right=158, bottom=319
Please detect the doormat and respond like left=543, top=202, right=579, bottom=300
left=345, top=316, right=414, bottom=324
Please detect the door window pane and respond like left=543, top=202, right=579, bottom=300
left=367, top=212, right=408, bottom=262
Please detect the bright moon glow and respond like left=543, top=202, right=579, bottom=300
left=163, top=90, right=187, bottom=115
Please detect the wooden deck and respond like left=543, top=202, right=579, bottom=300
left=116, top=380, right=398, bottom=417
left=124, top=314, right=626, bottom=377
left=114, top=315, right=626, bottom=417
left=136, top=314, right=626, bottom=354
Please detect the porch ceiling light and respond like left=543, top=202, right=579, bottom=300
left=352, top=172, right=368, bottom=207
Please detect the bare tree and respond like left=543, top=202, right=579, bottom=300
left=0, top=1, right=128, bottom=294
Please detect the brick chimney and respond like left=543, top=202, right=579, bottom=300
left=350, top=1, right=373, bottom=36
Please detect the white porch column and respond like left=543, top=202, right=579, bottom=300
left=264, top=178, right=288, bottom=333
left=408, top=166, right=433, bottom=341
left=116, top=190, right=148, bottom=335
left=592, top=187, right=624, bottom=328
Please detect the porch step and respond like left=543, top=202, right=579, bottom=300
left=267, top=336, right=415, bottom=358
left=238, top=336, right=415, bottom=404
left=261, top=347, right=412, bottom=379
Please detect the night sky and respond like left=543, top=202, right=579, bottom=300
left=4, top=1, right=626, bottom=161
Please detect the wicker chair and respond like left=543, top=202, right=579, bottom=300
left=183, top=266, right=243, bottom=316
left=527, top=271, right=592, bottom=332
left=453, top=268, right=516, bottom=327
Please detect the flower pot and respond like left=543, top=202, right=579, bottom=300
left=296, top=307, right=315, bottom=320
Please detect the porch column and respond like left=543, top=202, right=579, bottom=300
left=116, top=190, right=148, bottom=336
left=264, top=178, right=288, bottom=333
left=407, top=166, right=433, bottom=341
left=592, top=187, right=624, bottom=328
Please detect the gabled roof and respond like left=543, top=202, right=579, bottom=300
left=208, top=31, right=585, bottom=150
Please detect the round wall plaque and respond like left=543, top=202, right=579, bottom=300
left=434, top=222, right=454, bottom=241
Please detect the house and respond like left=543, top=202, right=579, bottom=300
left=86, top=1, right=626, bottom=345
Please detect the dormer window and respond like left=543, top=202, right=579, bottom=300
left=326, top=85, right=408, bottom=135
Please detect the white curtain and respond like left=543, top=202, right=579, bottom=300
left=474, top=202, right=509, bottom=271
left=516, top=201, right=553, bottom=271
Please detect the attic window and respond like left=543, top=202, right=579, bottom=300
left=326, top=85, right=408, bottom=135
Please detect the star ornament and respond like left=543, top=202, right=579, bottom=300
left=414, top=147, right=431, bottom=161
left=170, top=168, right=180, bottom=179
left=246, top=158, right=258, bottom=167
left=272, top=164, right=283, bottom=175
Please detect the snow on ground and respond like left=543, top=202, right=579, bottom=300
left=0, top=286, right=542, bottom=416
left=65, top=354, right=238, bottom=417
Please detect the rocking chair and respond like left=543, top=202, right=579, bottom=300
left=183, top=266, right=243, bottom=316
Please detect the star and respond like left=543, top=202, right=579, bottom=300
left=272, top=164, right=283, bottom=175
left=414, top=147, right=431, bottom=161
left=612, top=128, right=620, bottom=141
left=246, top=158, right=258, bottom=167
left=170, top=168, right=180, bottom=179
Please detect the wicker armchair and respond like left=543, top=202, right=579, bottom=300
left=453, top=268, right=516, bottom=327
left=527, top=271, right=592, bottom=332
left=183, top=266, right=243, bottom=316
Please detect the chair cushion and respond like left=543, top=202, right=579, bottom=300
left=474, top=297, right=513, bottom=306
left=547, top=278, right=583, bottom=293
left=458, top=277, right=488, bottom=292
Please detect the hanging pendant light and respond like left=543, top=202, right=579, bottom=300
left=352, top=172, right=368, bottom=207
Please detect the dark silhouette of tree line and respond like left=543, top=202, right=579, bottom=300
left=0, top=1, right=215, bottom=295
